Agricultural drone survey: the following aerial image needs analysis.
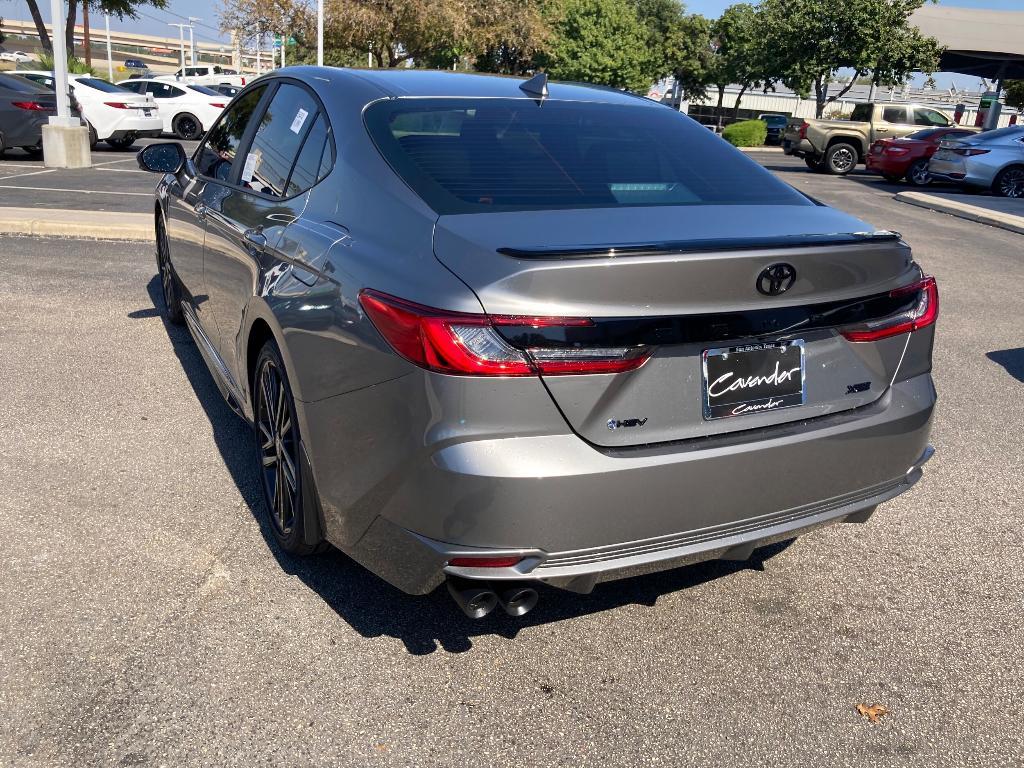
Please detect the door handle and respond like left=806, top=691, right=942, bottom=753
left=194, top=203, right=208, bottom=219
left=244, top=227, right=267, bottom=250
left=876, top=128, right=888, bottom=133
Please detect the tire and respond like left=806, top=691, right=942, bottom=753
left=906, top=159, right=932, bottom=187
left=87, top=123, right=98, bottom=150
left=824, top=142, right=858, bottom=175
left=992, top=165, right=1024, bottom=198
left=803, top=156, right=824, bottom=172
left=106, top=135, right=136, bottom=150
left=155, top=217, right=185, bottom=325
left=253, top=341, right=325, bottom=556
left=172, top=112, right=202, bottom=141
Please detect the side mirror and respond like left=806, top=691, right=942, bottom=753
left=137, top=142, right=187, bottom=175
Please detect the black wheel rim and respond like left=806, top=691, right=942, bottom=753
left=179, top=117, right=198, bottom=139
left=999, top=169, right=1024, bottom=198
left=158, top=228, right=174, bottom=309
left=256, top=360, right=298, bottom=536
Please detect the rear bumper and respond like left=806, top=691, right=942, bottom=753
left=324, top=373, right=936, bottom=594
left=783, top=138, right=814, bottom=157
left=927, top=157, right=991, bottom=187
left=865, top=154, right=911, bottom=176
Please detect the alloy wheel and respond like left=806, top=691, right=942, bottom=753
left=830, top=147, right=854, bottom=173
left=909, top=160, right=931, bottom=186
left=997, top=168, right=1024, bottom=198
left=177, top=116, right=200, bottom=140
left=256, top=359, right=299, bottom=536
left=158, top=232, right=174, bottom=307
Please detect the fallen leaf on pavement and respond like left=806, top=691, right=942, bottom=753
left=856, top=703, right=888, bottom=723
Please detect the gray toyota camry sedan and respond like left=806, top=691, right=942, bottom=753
left=138, top=68, right=937, bottom=618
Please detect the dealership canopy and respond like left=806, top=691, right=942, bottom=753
left=912, top=5, right=1024, bottom=80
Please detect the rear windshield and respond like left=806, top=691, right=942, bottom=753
left=77, top=78, right=131, bottom=93
left=906, top=128, right=944, bottom=140
left=365, top=98, right=811, bottom=215
left=0, top=74, right=49, bottom=94
left=190, top=84, right=220, bottom=96
left=760, top=115, right=788, bottom=126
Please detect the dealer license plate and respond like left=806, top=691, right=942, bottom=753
left=702, top=340, right=805, bottom=420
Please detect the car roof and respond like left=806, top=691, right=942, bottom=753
left=280, top=67, right=659, bottom=108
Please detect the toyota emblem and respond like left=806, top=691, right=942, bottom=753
left=756, top=263, right=797, bottom=296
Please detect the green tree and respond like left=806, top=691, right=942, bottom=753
left=760, top=0, right=942, bottom=118
left=1005, top=81, right=1024, bottom=110
left=470, top=0, right=551, bottom=75
left=708, top=3, right=772, bottom=117
left=539, top=0, right=650, bottom=92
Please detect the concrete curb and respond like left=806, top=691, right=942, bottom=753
left=894, top=192, right=1024, bottom=235
left=0, top=207, right=152, bottom=241
left=739, top=146, right=784, bottom=153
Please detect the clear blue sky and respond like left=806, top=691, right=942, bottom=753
left=13, top=0, right=1022, bottom=87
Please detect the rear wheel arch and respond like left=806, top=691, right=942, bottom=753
left=825, top=134, right=864, bottom=161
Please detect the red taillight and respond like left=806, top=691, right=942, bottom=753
left=953, top=147, right=990, bottom=156
left=840, top=276, right=938, bottom=342
left=447, top=556, right=523, bottom=568
left=241, top=77, right=246, bottom=85
left=12, top=101, right=48, bottom=111
left=884, top=145, right=910, bottom=156
left=211, top=102, right=227, bottom=108
left=103, top=102, right=134, bottom=109
left=798, top=121, right=809, bottom=140
left=358, top=289, right=651, bottom=376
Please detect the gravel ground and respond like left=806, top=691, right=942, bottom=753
left=1, top=159, right=1022, bottom=766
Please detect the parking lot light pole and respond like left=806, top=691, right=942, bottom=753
left=316, top=0, right=323, bottom=66
left=105, top=13, right=114, bottom=82
left=169, top=23, right=187, bottom=69
left=188, top=18, right=201, bottom=66
left=43, top=0, right=91, bottom=168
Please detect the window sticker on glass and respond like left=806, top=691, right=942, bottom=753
left=290, top=108, right=309, bottom=134
left=242, top=152, right=259, bottom=183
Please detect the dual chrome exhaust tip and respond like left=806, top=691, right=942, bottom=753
left=446, top=577, right=539, bottom=619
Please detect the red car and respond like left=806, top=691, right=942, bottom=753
left=866, top=126, right=977, bottom=186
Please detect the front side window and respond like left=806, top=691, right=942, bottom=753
left=240, top=83, right=320, bottom=197
left=195, top=85, right=266, bottom=181
left=881, top=106, right=906, bottom=124
left=365, top=98, right=811, bottom=215
left=914, top=108, right=949, bottom=127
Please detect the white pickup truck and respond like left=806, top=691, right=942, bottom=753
left=156, top=65, right=248, bottom=88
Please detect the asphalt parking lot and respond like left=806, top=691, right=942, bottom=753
left=1, top=156, right=1022, bottom=766
left=0, top=139, right=199, bottom=213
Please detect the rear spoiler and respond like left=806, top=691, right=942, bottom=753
left=496, top=231, right=902, bottom=260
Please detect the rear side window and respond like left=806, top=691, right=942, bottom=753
left=850, top=104, right=872, bottom=122
left=284, top=113, right=331, bottom=196
left=364, top=98, right=811, bottom=215
left=881, top=106, right=906, bottom=123
left=240, top=83, right=319, bottom=197
left=148, top=82, right=185, bottom=99
left=118, top=80, right=144, bottom=93
left=195, top=85, right=266, bottom=181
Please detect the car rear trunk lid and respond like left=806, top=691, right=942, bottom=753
left=433, top=205, right=919, bottom=447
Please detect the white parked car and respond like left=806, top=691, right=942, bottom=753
left=16, top=72, right=162, bottom=149
left=156, top=65, right=247, bottom=88
left=116, top=78, right=228, bottom=140
left=0, top=51, right=33, bottom=63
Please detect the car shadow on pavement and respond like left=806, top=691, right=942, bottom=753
left=141, top=275, right=794, bottom=655
left=986, top=349, right=1024, bottom=384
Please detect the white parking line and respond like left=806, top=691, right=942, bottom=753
left=0, top=184, right=151, bottom=196
left=0, top=169, right=56, bottom=181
